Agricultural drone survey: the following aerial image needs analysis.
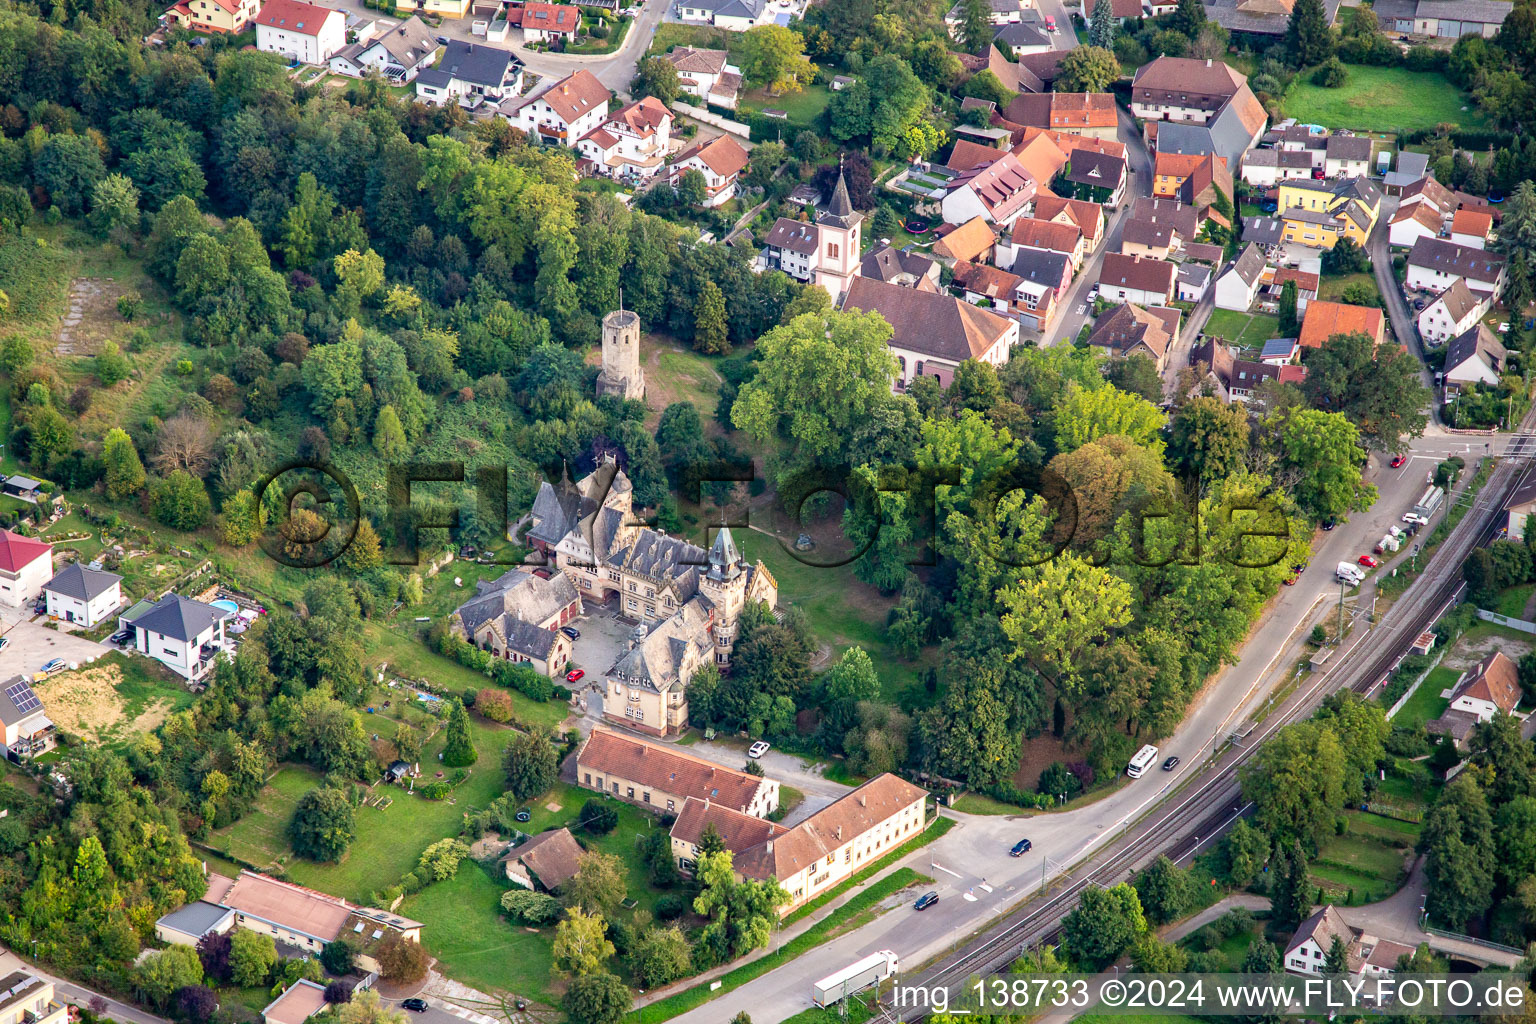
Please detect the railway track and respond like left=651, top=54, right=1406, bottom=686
left=883, top=437, right=1536, bottom=1021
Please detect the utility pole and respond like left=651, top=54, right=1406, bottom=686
left=1337, top=575, right=1345, bottom=642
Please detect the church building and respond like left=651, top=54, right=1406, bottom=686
left=759, top=168, right=864, bottom=303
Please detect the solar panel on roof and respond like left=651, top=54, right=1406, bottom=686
left=5, top=680, right=40, bottom=715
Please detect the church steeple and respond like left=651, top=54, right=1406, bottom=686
left=818, top=158, right=862, bottom=230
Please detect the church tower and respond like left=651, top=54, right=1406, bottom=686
left=596, top=307, right=644, bottom=401
left=698, top=524, right=749, bottom=665
left=814, top=165, right=864, bottom=303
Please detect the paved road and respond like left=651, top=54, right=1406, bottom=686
left=0, top=950, right=168, bottom=1024
left=0, top=616, right=114, bottom=678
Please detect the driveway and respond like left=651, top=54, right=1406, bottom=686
left=0, top=617, right=112, bottom=678
left=682, top=738, right=852, bottom=825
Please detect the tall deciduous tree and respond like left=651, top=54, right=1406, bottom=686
left=737, top=26, right=815, bottom=95
left=103, top=427, right=146, bottom=500
left=1300, top=332, right=1428, bottom=452
left=503, top=730, right=559, bottom=800
left=1061, top=883, right=1146, bottom=969
left=1168, top=396, right=1250, bottom=483
left=553, top=907, right=616, bottom=977
left=1420, top=775, right=1495, bottom=929
left=1055, top=46, right=1120, bottom=93
left=289, top=786, right=355, bottom=862
left=1240, top=720, right=1345, bottom=845
left=1276, top=409, right=1376, bottom=521
left=694, top=280, right=729, bottom=355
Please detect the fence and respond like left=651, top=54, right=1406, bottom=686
left=1384, top=647, right=1448, bottom=719
left=1475, top=608, right=1536, bottom=634
left=672, top=101, right=751, bottom=140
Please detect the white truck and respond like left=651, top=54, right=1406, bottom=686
left=1336, top=561, right=1365, bottom=585
left=812, top=951, right=899, bottom=1007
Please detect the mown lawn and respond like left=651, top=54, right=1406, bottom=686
left=1495, top=583, right=1536, bottom=620
left=1203, top=309, right=1282, bottom=350
left=1318, top=272, right=1381, bottom=305
left=1309, top=832, right=1410, bottom=903
left=212, top=764, right=323, bottom=868
left=741, top=84, right=830, bottom=123
left=1281, top=66, right=1488, bottom=135
left=1391, top=665, right=1457, bottom=731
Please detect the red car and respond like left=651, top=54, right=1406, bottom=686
left=566, top=669, right=585, bottom=683
left=1391, top=454, right=1407, bottom=468
left=1282, top=574, right=1298, bottom=586
left=1044, top=14, right=1056, bottom=30
left=1358, top=555, right=1379, bottom=568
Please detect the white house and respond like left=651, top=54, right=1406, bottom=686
left=1451, top=207, right=1494, bottom=250
left=941, top=151, right=1037, bottom=229
left=1322, top=135, right=1372, bottom=180
left=503, top=68, right=610, bottom=148
left=1098, top=252, right=1176, bottom=308
left=511, top=2, right=581, bottom=43
left=1447, top=651, right=1520, bottom=723
left=125, top=593, right=233, bottom=684
left=661, top=47, right=741, bottom=109
left=1417, top=279, right=1488, bottom=345
left=1285, top=905, right=1355, bottom=975
left=1212, top=243, right=1265, bottom=312
left=1387, top=199, right=1445, bottom=250
left=327, top=16, right=437, bottom=81
left=255, top=0, right=346, bottom=65
left=1405, top=237, right=1507, bottom=299
left=668, top=134, right=749, bottom=208
left=1442, top=323, right=1507, bottom=392
left=414, top=40, right=523, bottom=108
left=576, top=96, right=673, bottom=179
left=676, top=0, right=769, bottom=29
left=0, top=678, right=57, bottom=762
left=0, top=530, right=51, bottom=610
left=1240, top=148, right=1313, bottom=187
left=43, top=563, right=123, bottom=629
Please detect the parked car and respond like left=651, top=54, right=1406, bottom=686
left=1413, top=299, right=1426, bottom=310
left=1162, top=755, right=1179, bottom=771
left=0, top=637, right=8, bottom=654
left=435, top=35, right=449, bottom=44
left=402, top=1000, right=428, bottom=1013
left=1010, top=838, right=1033, bottom=857
left=1282, top=574, right=1298, bottom=586
left=1402, top=512, right=1428, bottom=526
left=748, top=740, right=771, bottom=758
left=914, top=891, right=940, bottom=911
left=1358, top=554, right=1379, bottom=568
left=1044, top=13, right=1056, bottom=29
left=40, top=658, right=66, bottom=675
left=1391, top=454, right=1407, bottom=468
left=109, top=629, right=133, bottom=645
left=561, top=625, right=580, bottom=639
left=566, top=668, right=585, bottom=683
left=1292, top=563, right=1307, bottom=574
left=1321, top=519, right=1337, bottom=530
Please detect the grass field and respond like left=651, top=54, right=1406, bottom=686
left=212, top=765, right=322, bottom=868
left=741, top=84, right=831, bottom=123
left=1318, top=272, right=1382, bottom=306
left=1494, top=583, right=1536, bottom=620
left=647, top=22, right=740, bottom=59
left=1203, top=309, right=1282, bottom=349
left=1392, top=665, right=1457, bottom=731
left=1281, top=66, right=1488, bottom=135
left=34, top=652, right=196, bottom=748
left=1309, top=831, right=1411, bottom=903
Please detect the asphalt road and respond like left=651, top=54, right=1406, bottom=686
left=0, top=950, right=169, bottom=1024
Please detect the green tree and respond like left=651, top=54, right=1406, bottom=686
left=417, top=838, right=471, bottom=881
left=441, top=698, right=478, bottom=767
left=553, top=906, right=616, bottom=977
left=376, top=933, right=430, bottom=984
left=1135, top=856, right=1195, bottom=925
left=1323, top=934, right=1349, bottom=975
left=96, top=339, right=130, bottom=386
left=340, top=517, right=383, bottom=571
left=1239, top=720, right=1346, bottom=845
left=289, top=786, right=355, bottom=862
left=694, top=280, right=729, bottom=355
left=1055, top=46, right=1120, bottom=93
left=503, top=730, right=559, bottom=800
left=1061, top=883, right=1146, bottom=969
left=372, top=404, right=408, bottom=459
left=1268, top=840, right=1312, bottom=929
left=1286, top=0, right=1334, bottom=66
left=149, top=471, right=212, bottom=530
left=737, top=26, right=815, bottom=94
left=566, top=850, right=628, bottom=915
left=563, top=972, right=631, bottom=1024
left=338, top=989, right=407, bottom=1024
left=0, top=336, right=31, bottom=374
left=91, top=173, right=141, bottom=240
left=1221, top=818, right=1269, bottom=887
left=1171, top=0, right=1205, bottom=37
left=630, top=926, right=692, bottom=988
left=501, top=889, right=564, bottom=924
left=1054, top=383, right=1166, bottom=456
left=632, top=56, right=681, bottom=103
left=675, top=168, right=708, bottom=207
left=229, top=929, right=278, bottom=987
left=1277, top=409, right=1375, bottom=521
left=133, top=946, right=205, bottom=1009
left=1168, top=396, right=1250, bottom=482
left=1300, top=332, right=1429, bottom=451
left=102, top=427, right=146, bottom=501
left=1278, top=279, right=1299, bottom=336
left=999, top=551, right=1134, bottom=682
left=1089, top=0, right=1118, bottom=49
left=1419, top=774, right=1496, bottom=929
left=693, top=850, right=790, bottom=959
left=959, top=0, right=992, bottom=50
left=36, top=133, right=106, bottom=217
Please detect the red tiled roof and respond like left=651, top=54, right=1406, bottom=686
left=0, top=530, right=50, bottom=574
left=577, top=727, right=767, bottom=812
left=674, top=134, right=748, bottom=179
left=1298, top=300, right=1385, bottom=349
left=1452, top=207, right=1493, bottom=238
left=255, top=0, right=339, bottom=35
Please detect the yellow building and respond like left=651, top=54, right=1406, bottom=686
left=165, top=0, right=260, bottom=33
left=391, top=0, right=469, bottom=17
left=0, top=973, right=68, bottom=1024
left=1277, top=177, right=1382, bottom=250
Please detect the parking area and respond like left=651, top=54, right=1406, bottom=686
left=563, top=604, right=633, bottom=696
left=0, top=617, right=113, bottom=678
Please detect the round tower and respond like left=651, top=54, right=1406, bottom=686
left=597, top=309, right=644, bottom=402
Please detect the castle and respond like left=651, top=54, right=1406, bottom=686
left=524, top=460, right=777, bottom=736
left=596, top=307, right=644, bottom=402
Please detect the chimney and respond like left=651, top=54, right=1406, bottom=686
left=1206, top=58, right=1212, bottom=67
left=859, top=795, right=867, bottom=807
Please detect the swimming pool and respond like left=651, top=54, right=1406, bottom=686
left=210, top=599, right=240, bottom=613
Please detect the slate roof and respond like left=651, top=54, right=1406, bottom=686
left=1223, top=242, right=1266, bottom=288
left=126, top=593, right=230, bottom=643
left=425, top=40, right=518, bottom=87
left=501, top=827, right=585, bottom=890
left=1445, top=323, right=1507, bottom=378
left=859, top=244, right=939, bottom=285
left=1010, top=247, right=1072, bottom=288
left=764, top=217, right=818, bottom=255
left=1407, top=237, right=1507, bottom=284
left=608, top=599, right=712, bottom=693
left=577, top=728, right=767, bottom=811
left=0, top=530, right=50, bottom=574
left=1325, top=134, right=1372, bottom=163
left=1242, top=216, right=1285, bottom=246
left=841, top=277, right=1015, bottom=363
left=1062, top=150, right=1124, bottom=189
left=43, top=562, right=121, bottom=603
left=1183, top=242, right=1225, bottom=264
left=994, top=20, right=1049, bottom=47
left=1129, top=197, right=1198, bottom=239
left=1384, top=151, right=1429, bottom=188
left=154, top=901, right=235, bottom=940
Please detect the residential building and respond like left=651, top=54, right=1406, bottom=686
left=952, top=260, right=1024, bottom=311
left=576, top=726, right=780, bottom=815
left=511, top=1, right=581, bottom=39
left=1383, top=151, right=1430, bottom=194
left=670, top=798, right=785, bottom=872
left=1241, top=147, right=1314, bottom=187
left=1011, top=133, right=1069, bottom=185
left=154, top=901, right=235, bottom=947
left=932, top=216, right=999, bottom=264
left=947, top=138, right=1008, bottom=173
left=261, top=981, right=330, bottom=1024
left=328, top=16, right=437, bottom=81
left=1033, top=194, right=1105, bottom=251
left=944, top=0, right=1024, bottom=30
left=1153, top=151, right=1225, bottom=201
left=1203, top=0, right=1344, bottom=36
left=858, top=245, right=941, bottom=289
left=1098, top=252, right=1176, bottom=307
left=504, top=68, right=609, bottom=147
left=676, top=0, right=770, bottom=29
left=1505, top=477, right=1536, bottom=541
left=1120, top=218, right=1181, bottom=260
left=0, top=678, right=56, bottom=762
left=0, top=530, right=50, bottom=609
left=0, top=974, right=68, bottom=1024
left=576, top=96, right=673, bottom=179
left=1418, top=279, right=1489, bottom=345
left=1191, top=338, right=1307, bottom=402
left=1388, top=197, right=1446, bottom=250
left=724, top=773, right=929, bottom=913
left=1265, top=123, right=1328, bottom=168
left=1177, top=262, right=1211, bottom=301
left=1427, top=651, right=1522, bottom=748
left=1298, top=300, right=1385, bottom=349
left=661, top=47, right=741, bottom=109
left=941, top=151, right=1038, bottom=228
left=993, top=18, right=1051, bottom=55
left=1087, top=0, right=1146, bottom=26
left=761, top=218, right=819, bottom=282
left=1242, top=215, right=1285, bottom=248
left=1010, top=248, right=1073, bottom=327
left=1213, top=243, right=1265, bottom=311
left=124, top=593, right=233, bottom=684
left=1258, top=337, right=1300, bottom=364
left=1131, top=56, right=1248, bottom=122
left=1149, top=87, right=1268, bottom=172
left=394, top=0, right=471, bottom=20
left=1323, top=134, right=1372, bottom=179
left=165, top=0, right=260, bottom=33
left=1441, top=323, right=1508, bottom=393
left=1273, top=266, right=1319, bottom=315
left=668, top=134, right=749, bottom=207
left=1370, top=0, right=1511, bottom=38
left=1001, top=93, right=1119, bottom=141
left=43, top=562, right=123, bottom=628
left=1405, top=237, right=1508, bottom=299
left=156, top=870, right=422, bottom=975
left=1184, top=241, right=1226, bottom=265
left=996, top=216, right=1085, bottom=271
left=1056, top=150, right=1126, bottom=207
left=841, top=276, right=1019, bottom=390
left=1451, top=207, right=1494, bottom=249
left=414, top=41, right=523, bottom=108
left=450, top=568, right=580, bottom=677
left=1276, top=177, right=1382, bottom=249
left=1086, top=302, right=1179, bottom=372
left=1284, top=905, right=1358, bottom=975
left=758, top=172, right=864, bottom=301
left=1009, top=125, right=1127, bottom=166
left=500, top=827, right=584, bottom=891
left=255, top=0, right=347, bottom=64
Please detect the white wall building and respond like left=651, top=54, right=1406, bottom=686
left=125, top=593, right=233, bottom=684
left=255, top=0, right=346, bottom=64
left=503, top=68, right=610, bottom=148
left=0, top=530, right=51, bottom=610
left=43, top=563, right=123, bottom=629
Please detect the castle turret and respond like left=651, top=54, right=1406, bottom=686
left=597, top=308, right=644, bottom=401
left=699, top=524, right=749, bottom=665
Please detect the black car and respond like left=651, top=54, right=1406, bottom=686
left=561, top=626, right=580, bottom=640
left=914, top=891, right=939, bottom=911
left=1010, top=838, right=1032, bottom=857
left=1162, top=755, right=1180, bottom=771
left=435, top=35, right=449, bottom=44
left=109, top=629, right=133, bottom=645
left=1321, top=519, right=1337, bottom=531
left=402, top=1000, right=428, bottom=1013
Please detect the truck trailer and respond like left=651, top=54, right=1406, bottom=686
left=1413, top=485, right=1444, bottom=520
left=812, top=951, right=899, bottom=1008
